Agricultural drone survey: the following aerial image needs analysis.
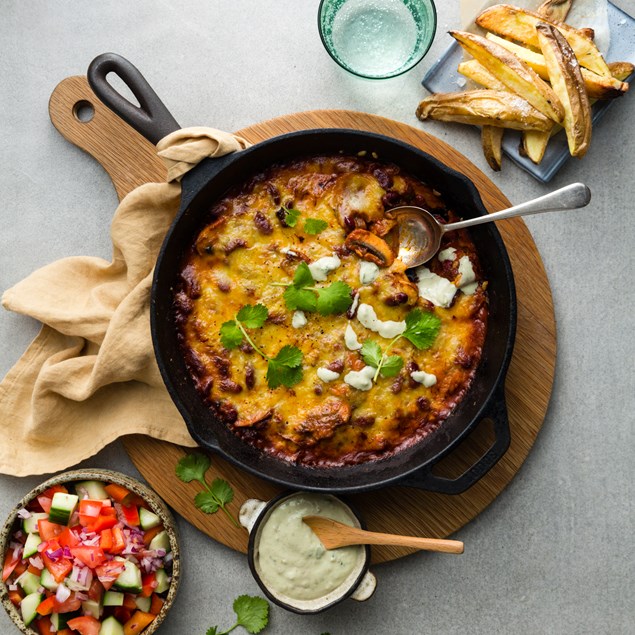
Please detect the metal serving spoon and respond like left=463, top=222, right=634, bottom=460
left=303, top=516, right=464, bottom=554
left=391, top=182, right=591, bottom=268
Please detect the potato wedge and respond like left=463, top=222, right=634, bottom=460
left=450, top=30, right=564, bottom=122
left=458, top=60, right=508, bottom=90
left=476, top=4, right=611, bottom=77
left=482, top=126, right=504, bottom=171
left=416, top=91, right=553, bottom=131
left=485, top=33, right=629, bottom=100
left=520, top=129, right=552, bottom=164
left=608, top=61, right=635, bottom=82
left=537, top=0, right=572, bottom=23
left=536, top=23, right=592, bottom=157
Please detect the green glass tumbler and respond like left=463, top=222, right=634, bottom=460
left=318, top=0, right=437, bottom=79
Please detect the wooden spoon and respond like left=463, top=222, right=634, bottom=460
left=302, top=516, right=464, bottom=554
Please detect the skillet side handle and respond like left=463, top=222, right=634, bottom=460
left=398, top=385, right=511, bottom=494
left=87, top=52, right=181, bottom=145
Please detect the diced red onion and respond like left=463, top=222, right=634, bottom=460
left=56, top=583, right=71, bottom=603
left=29, top=556, right=44, bottom=569
left=83, top=535, right=100, bottom=547
left=165, top=553, right=173, bottom=563
left=12, top=530, right=24, bottom=540
left=16, top=508, right=31, bottom=519
left=69, top=511, right=80, bottom=526
left=37, top=542, right=47, bottom=553
left=11, top=545, right=22, bottom=560
left=156, top=549, right=166, bottom=557
left=63, top=547, right=72, bottom=559
left=37, top=586, right=45, bottom=594
left=75, top=592, right=88, bottom=601
left=8, top=584, right=17, bottom=591
left=50, top=622, right=57, bottom=633
left=46, top=547, right=63, bottom=562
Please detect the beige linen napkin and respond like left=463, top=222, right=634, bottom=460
left=0, top=127, right=249, bottom=476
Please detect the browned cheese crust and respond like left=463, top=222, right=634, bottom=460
left=174, top=155, right=488, bottom=466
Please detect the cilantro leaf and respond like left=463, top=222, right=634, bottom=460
left=220, top=320, right=243, bottom=349
left=304, top=218, right=328, bottom=235
left=293, top=262, right=314, bottom=288
left=195, top=490, right=220, bottom=514
left=361, top=340, right=382, bottom=368
left=206, top=628, right=219, bottom=635
left=233, top=595, right=270, bottom=634
left=284, top=207, right=301, bottom=227
left=175, top=453, right=210, bottom=483
left=236, top=304, right=269, bottom=329
left=380, top=355, right=404, bottom=377
left=316, top=281, right=353, bottom=315
left=271, top=344, right=303, bottom=368
left=266, top=363, right=303, bottom=389
left=283, top=285, right=317, bottom=312
left=403, top=309, right=441, bottom=350
left=210, top=478, right=234, bottom=506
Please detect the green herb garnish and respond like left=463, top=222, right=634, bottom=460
left=361, top=308, right=441, bottom=382
left=304, top=218, right=328, bottom=235
left=176, top=453, right=239, bottom=527
left=220, top=304, right=303, bottom=389
left=206, top=595, right=270, bottom=635
left=275, top=262, right=353, bottom=316
left=282, top=204, right=301, bottom=228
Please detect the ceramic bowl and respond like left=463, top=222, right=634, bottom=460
left=0, top=469, right=180, bottom=635
left=240, top=491, right=376, bottom=614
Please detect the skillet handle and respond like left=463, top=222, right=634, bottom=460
left=87, top=52, right=180, bottom=145
left=397, top=385, right=511, bottom=494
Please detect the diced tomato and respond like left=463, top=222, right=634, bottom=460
left=121, top=504, right=140, bottom=527
left=36, top=595, right=57, bottom=616
left=140, top=572, right=157, bottom=598
left=8, top=589, right=23, bottom=607
left=104, top=483, right=131, bottom=503
left=36, top=615, right=53, bottom=635
left=2, top=549, right=21, bottom=582
left=122, top=492, right=147, bottom=509
left=27, top=562, right=43, bottom=575
left=101, top=506, right=117, bottom=517
left=123, top=610, right=155, bottom=635
left=70, top=546, right=107, bottom=568
left=41, top=484, right=68, bottom=498
left=58, top=526, right=80, bottom=548
left=149, top=593, right=165, bottom=615
left=123, top=593, right=138, bottom=610
left=42, top=551, right=72, bottom=583
left=100, top=528, right=113, bottom=551
left=113, top=607, right=133, bottom=624
left=86, top=513, right=118, bottom=533
left=12, top=560, right=28, bottom=578
left=37, top=496, right=52, bottom=513
left=88, top=578, right=105, bottom=603
left=79, top=499, right=103, bottom=518
left=67, top=615, right=101, bottom=635
left=142, top=525, right=164, bottom=547
left=95, top=560, right=125, bottom=590
left=53, top=592, right=82, bottom=613
left=109, top=526, right=126, bottom=554
left=38, top=519, right=65, bottom=541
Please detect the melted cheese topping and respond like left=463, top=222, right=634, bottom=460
left=175, top=156, right=488, bottom=466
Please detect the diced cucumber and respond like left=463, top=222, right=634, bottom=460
left=40, top=569, right=58, bottom=592
left=154, top=567, right=170, bottom=594
left=148, top=530, right=170, bottom=554
left=82, top=599, right=102, bottom=619
left=20, top=592, right=42, bottom=627
left=23, top=512, right=48, bottom=534
left=113, top=559, right=142, bottom=594
left=75, top=480, right=110, bottom=500
left=52, top=611, right=78, bottom=630
left=135, top=595, right=151, bottom=612
left=23, top=532, right=42, bottom=559
left=48, top=492, right=79, bottom=525
left=139, top=507, right=161, bottom=531
left=103, top=590, right=124, bottom=606
left=17, top=571, right=41, bottom=595
left=99, top=615, right=125, bottom=635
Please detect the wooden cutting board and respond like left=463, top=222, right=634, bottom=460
left=49, top=76, right=556, bottom=565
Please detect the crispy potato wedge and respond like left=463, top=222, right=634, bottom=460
left=520, top=129, right=552, bottom=164
left=476, top=4, right=611, bottom=77
left=482, top=126, right=504, bottom=171
left=536, top=23, right=592, bottom=157
left=450, top=30, right=564, bottom=122
left=608, top=61, right=635, bottom=81
left=416, top=91, right=552, bottom=131
left=458, top=60, right=508, bottom=90
left=537, top=0, right=572, bottom=23
left=485, top=33, right=629, bottom=100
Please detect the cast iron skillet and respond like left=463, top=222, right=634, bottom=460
left=87, top=53, right=517, bottom=495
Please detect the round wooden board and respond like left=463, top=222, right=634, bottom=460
left=50, top=76, right=556, bottom=565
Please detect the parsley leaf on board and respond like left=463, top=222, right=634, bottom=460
left=316, top=281, right=354, bottom=315
left=283, top=207, right=301, bottom=228
left=304, top=218, right=328, bottom=235
left=402, top=309, right=442, bottom=349
left=220, top=321, right=244, bottom=349
left=234, top=595, right=270, bottom=634
left=206, top=628, right=219, bottom=635
left=175, top=453, right=239, bottom=527
left=236, top=304, right=269, bottom=329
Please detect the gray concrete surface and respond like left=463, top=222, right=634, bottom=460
left=1, top=1, right=634, bottom=634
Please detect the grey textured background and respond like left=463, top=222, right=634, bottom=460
left=1, top=2, right=634, bottom=634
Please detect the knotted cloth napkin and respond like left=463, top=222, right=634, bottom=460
left=0, top=127, right=250, bottom=476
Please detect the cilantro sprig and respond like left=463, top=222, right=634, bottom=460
left=279, top=204, right=328, bottom=235
left=361, top=309, right=441, bottom=382
left=206, top=595, right=270, bottom=635
left=220, top=304, right=303, bottom=389
left=281, top=203, right=301, bottom=228
left=176, top=453, right=239, bottom=527
left=273, top=262, right=353, bottom=316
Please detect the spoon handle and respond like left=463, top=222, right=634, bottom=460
left=442, top=182, right=591, bottom=232
left=340, top=529, right=464, bottom=554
